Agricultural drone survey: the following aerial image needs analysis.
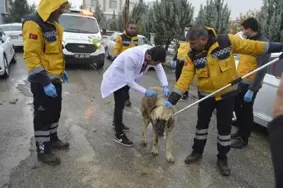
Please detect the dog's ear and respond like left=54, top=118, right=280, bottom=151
left=167, top=116, right=174, bottom=129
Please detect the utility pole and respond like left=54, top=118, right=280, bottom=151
left=123, top=0, right=130, bottom=30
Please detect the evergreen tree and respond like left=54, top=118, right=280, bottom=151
left=258, top=0, right=283, bottom=42
left=95, top=2, right=106, bottom=27
left=6, top=0, right=31, bottom=22
left=195, top=0, right=231, bottom=34
left=129, top=0, right=149, bottom=36
left=151, top=0, right=194, bottom=49
left=109, top=11, right=118, bottom=31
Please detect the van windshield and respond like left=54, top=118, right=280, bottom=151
left=59, top=15, right=99, bottom=34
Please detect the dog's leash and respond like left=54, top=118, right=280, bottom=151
left=173, top=54, right=283, bottom=117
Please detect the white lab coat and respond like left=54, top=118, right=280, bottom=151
left=100, top=45, right=168, bottom=98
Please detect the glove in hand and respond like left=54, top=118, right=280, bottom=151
left=163, top=86, right=170, bottom=97
left=145, top=89, right=158, bottom=97
left=244, top=90, right=253, bottom=102
left=44, top=83, right=57, bottom=97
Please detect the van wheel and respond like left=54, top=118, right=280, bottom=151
left=1, top=56, right=9, bottom=78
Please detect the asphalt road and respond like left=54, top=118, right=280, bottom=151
left=0, top=52, right=275, bottom=188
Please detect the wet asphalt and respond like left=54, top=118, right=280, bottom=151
left=0, top=52, right=275, bottom=188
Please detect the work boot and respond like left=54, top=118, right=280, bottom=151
left=230, top=137, right=248, bottom=149
left=51, top=139, right=70, bottom=150
left=125, top=99, right=131, bottom=107
left=217, top=158, right=231, bottom=176
left=37, top=152, right=61, bottom=165
left=231, top=131, right=240, bottom=139
left=184, top=151, right=202, bottom=164
left=112, top=123, right=130, bottom=132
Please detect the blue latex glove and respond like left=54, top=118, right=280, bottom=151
left=163, top=101, right=173, bottom=108
left=244, top=90, right=253, bottom=102
left=145, top=89, right=158, bottom=97
left=62, top=71, right=68, bottom=83
left=163, top=86, right=170, bottom=97
left=44, top=83, right=57, bottom=97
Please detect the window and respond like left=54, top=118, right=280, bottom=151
left=109, top=0, right=117, bottom=9
left=59, top=15, right=99, bottom=34
left=0, top=25, right=22, bottom=31
left=139, top=37, right=152, bottom=46
left=110, top=33, right=118, bottom=41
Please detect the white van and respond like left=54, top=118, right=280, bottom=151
left=59, top=9, right=105, bottom=69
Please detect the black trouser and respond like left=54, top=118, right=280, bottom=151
left=192, top=93, right=235, bottom=160
left=30, top=82, right=62, bottom=153
left=125, top=86, right=130, bottom=101
left=234, top=83, right=258, bottom=142
left=113, top=85, right=129, bottom=135
left=175, top=60, right=188, bottom=96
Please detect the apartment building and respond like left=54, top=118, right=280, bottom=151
left=0, top=0, right=8, bottom=24
left=85, top=0, right=139, bottom=20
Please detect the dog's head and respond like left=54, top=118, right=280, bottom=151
left=151, top=106, right=174, bottom=137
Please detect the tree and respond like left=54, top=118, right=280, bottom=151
left=258, top=0, right=283, bottom=42
left=109, top=11, right=118, bottom=31
left=29, top=3, right=37, bottom=14
left=151, top=0, right=194, bottom=50
left=229, top=9, right=260, bottom=34
left=6, top=0, right=31, bottom=22
left=195, top=0, right=231, bottom=34
left=95, top=2, right=106, bottom=28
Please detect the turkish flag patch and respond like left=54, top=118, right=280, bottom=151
left=29, top=33, right=38, bottom=40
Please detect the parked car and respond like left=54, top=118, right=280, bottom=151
left=0, top=23, right=23, bottom=48
left=105, top=32, right=153, bottom=60
left=0, top=28, right=16, bottom=78
left=233, top=31, right=281, bottom=128
left=59, top=9, right=105, bottom=69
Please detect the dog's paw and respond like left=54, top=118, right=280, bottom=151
left=141, top=140, right=147, bottom=147
left=166, top=155, right=175, bottom=163
left=151, top=148, right=159, bottom=156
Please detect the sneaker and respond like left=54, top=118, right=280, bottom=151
left=51, top=139, right=70, bottom=150
left=125, top=99, right=132, bottom=107
left=231, top=131, right=240, bottom=139
left=184, top=151, right=202, bottom=164
left=217, top=158, right=231, bottom=176
left=230, top=138, right=248, bottom=149
left=181, top=95, right=189, bottom=101
left=37, top=152, right=61, bottom=165
left=112, top=123, right=129, bottom=132
left=114, top=133, right=134, bottom=147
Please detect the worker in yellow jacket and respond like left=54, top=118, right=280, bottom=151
left=112, top=23, right=139, bottom=108
left=163, top=25, right=283, bottom=176
left=171, top=41, right=191, bottom=101
left=22, top=0, right=70, bottom=165
left=231, top=18, right=271, bottom=149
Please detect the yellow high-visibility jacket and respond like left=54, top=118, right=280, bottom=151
left=177, top=42, right=190, bottom=61
left=113, top=31, right=139, bottom=56
left=22, top=0, right=67, bottom=86
left=173, top=27, right=267, bottom=101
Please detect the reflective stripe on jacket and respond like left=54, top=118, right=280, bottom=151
left=113, top=31, right=139, bottom=56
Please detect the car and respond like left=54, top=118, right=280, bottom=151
left=0, top=23, right=23, bottom=48
left=105, top=32, right=153, bottom=60
left=0, top=28, right=16, bottom=78
left=233, top=31, right=281, bottom=128
left=59, top=9, right=105, bottom=69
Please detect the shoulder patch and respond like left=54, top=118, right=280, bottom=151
left=29, top=33, right=38, bottom=40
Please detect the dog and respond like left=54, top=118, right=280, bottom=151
left=140, top=87, right=177, bottom=163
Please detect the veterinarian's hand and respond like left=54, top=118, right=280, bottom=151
left=163, top=101, right=173, bottom=108
left=145, top=89, right=158, bottom=97
left=163, top=86, right=170, bottom=97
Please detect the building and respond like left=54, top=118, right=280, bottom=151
left=85, top=0, right=139, bottom=20
left=0, top=0, right=9, bottom=24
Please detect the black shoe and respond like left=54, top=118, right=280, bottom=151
left=51, top=139, right=70, bottom=150
left=217, top=158, right=231, bottom=176
left=114, top=133, right=133, bottom=147
left=125, top=99, right=131, bottom=107
left=184, top=151, right=202, bottom=164
left=230, top=138, right=248, bottom=149
left=231, top=131, right=240, bottom=139
left=112, top=123, right=129, bottom=132
left=181, top=95, right=189, bottom=101
left=37, top=152, right=61, bottom=165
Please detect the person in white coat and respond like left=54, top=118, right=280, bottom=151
left=101, top=45, right=170, bottom=146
